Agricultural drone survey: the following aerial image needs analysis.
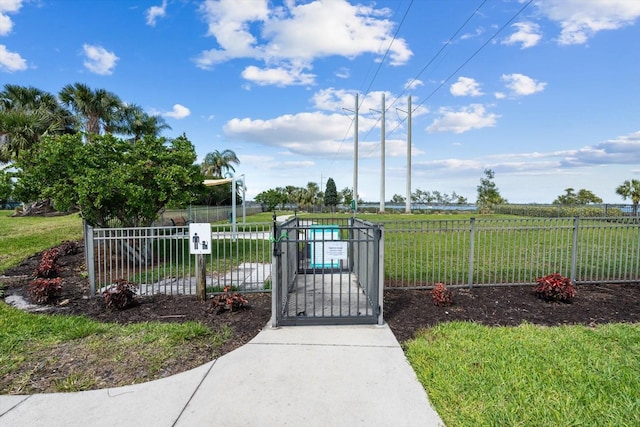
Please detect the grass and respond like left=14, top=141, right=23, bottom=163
left=0, top=210, right=83, bottom=273
left=0, top=302, right=229, bottom=393
left=405, top=321, right=640, bottom=426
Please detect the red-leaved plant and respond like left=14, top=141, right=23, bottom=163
left=33, top=247, right=61, bottom=279
left=431, top=282, right=453, bottom=306
left=29, top=278, right=63, bottom=304
left=103, top=279, right=138, bottom=310
left=212, top=286, right=248, bottom=313
left=534, top=273, right=576, bottom=303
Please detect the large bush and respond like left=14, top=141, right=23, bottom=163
left=14, top=133, right=204, bottom=227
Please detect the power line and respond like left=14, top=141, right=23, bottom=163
left=361, top=0, right=489, bottom=147
left=383, top=0, right=534, bottom=142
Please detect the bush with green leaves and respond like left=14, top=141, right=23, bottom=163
left=14, top=133, right=203, bottom=227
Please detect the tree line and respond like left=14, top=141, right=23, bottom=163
left=0, top=83, right=242, bottom=225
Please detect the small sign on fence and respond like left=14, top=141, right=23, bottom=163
left=189, top=223, right=212, bottom=255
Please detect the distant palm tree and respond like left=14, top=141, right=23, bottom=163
left=616, top=179, right=640, bottom=216
left=200, top=149, right=240, bottom=178
left=59, top=83, right=121, bottom=137
left=299, top=182, right=320, bottom=208
left=112, top=104, right=171, bottom=142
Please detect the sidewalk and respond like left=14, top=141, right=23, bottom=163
left=0, top=324, right=445, bottom=427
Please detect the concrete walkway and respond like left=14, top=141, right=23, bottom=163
left=0, top=324, right=445, bottom=427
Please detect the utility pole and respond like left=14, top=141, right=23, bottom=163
left=353, top=93, right=359, bottom=212
left=397, top=95, right=412, bottom=214
left=406, top=95, right=412, bottom=214
left=380, top=93, right=386, bottom=214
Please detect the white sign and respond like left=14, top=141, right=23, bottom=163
left=189, top=223, right=211, bottom=255
left=323, top=241, right=348, bottom=261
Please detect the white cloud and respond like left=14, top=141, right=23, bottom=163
left=335, top=67, right=350, bottom=79
left=501, top=73, right=546, bottom=96
left=561, top=130, right=640, bottom=166
left=460, top=26, right=485, bottom=40
left=146, top=0, right=167, bottom=27
left=494, top=92, right=506, bottom=99
left=0, top=0, right=22, bottom=36
left=534, top=0, right=640, bottom=45
left=195, top=0, right=412, bottom=86
left=224, top=111, right=351, bottom=156
left=427, top=104, right=498, bottom=134
left=0, top=44, right=26, bottom=71
left=450, top=77, right=483, bottom=97
left=404, top=78, right=423, bottom=90
left=82, top=44, right=119, bottom=75
left=241, top=64, right=315, bottom=87
left=502, top=22, right=541, bottom=48
left=162, top=104, right=191, bottom=119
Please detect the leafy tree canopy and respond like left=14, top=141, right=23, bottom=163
left=616, top=179, right=640, bottom=215
left=255, top=188, right=287, bottom=211
left=476, top=169, right=506, bottom=210
left=553, top=188, right=602, bottom=205
left=14, top=133, right=203, bottom=227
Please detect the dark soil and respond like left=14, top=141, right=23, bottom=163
left=2, top=240, right=639, bottom=393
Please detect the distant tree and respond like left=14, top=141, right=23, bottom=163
left=616, top=179, right=640, bottom=215
left=476, top=169, right=506, bottom=211
left=255, top=188, right=287, bottom=211
left=112, top=104, right=171, bottom=142
left=201, top=149, right=240, bottom=178
left=324, top=178, right=339, bottom=209
left=341, top=187, right=353, bottom=207
left=14, top=133, right=202, bottom=227
left=576, top=189, right=602, bottom=204
left=411, top=189, right=434, bottom=205
left=391, top=194, right=405, bottom=204
left=451, top=191, right=468, bottom=204
left=553, top=188, right=578, bottom=205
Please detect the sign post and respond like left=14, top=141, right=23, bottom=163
left=189, top=223, right=212, bottom=301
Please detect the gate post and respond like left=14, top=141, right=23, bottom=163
left=271, top=213, right=280, bottom=327
left=377, top=224, right=385, bottom=325
left=84, top=221, right=96, bottom=297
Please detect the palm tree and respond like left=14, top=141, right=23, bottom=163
left=112, top=104, right=171, bottom=142
left=616, top=179, right=640, bottom=216
left=200, top=149, right=240, bottom=178
left=299, top=182, right=320, bottom=209
left=0, top=85, right=70, bottom=162
left=59, top=83, right=121, bottom=137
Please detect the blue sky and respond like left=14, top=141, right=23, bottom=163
left=2, top=0, right=639, bottom=204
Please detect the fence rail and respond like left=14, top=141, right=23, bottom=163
left=86, top=222, right=272, bottom=296
left=85, top=216, right=639, bottom=296
left=382, top=217, right=639, bottom=288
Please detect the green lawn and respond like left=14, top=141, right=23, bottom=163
left=0, top=210, right=84, bottom=273
left=406, top=321, right=640, bottom=426
left=0, top=303, right=228, bottom=393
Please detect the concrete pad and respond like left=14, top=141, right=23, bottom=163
left=176, top=325, right=444, bottom=427
left=0, top=395, right=29, bottom=417
left=0, top=361, right=214, bottom=427
left=285, top=273, right=374, bottom=318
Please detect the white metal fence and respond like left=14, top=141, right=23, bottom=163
left=84, top=216, right=639, bottom=296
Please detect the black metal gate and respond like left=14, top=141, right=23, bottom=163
left=271, top=216, right=384, bottom=326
